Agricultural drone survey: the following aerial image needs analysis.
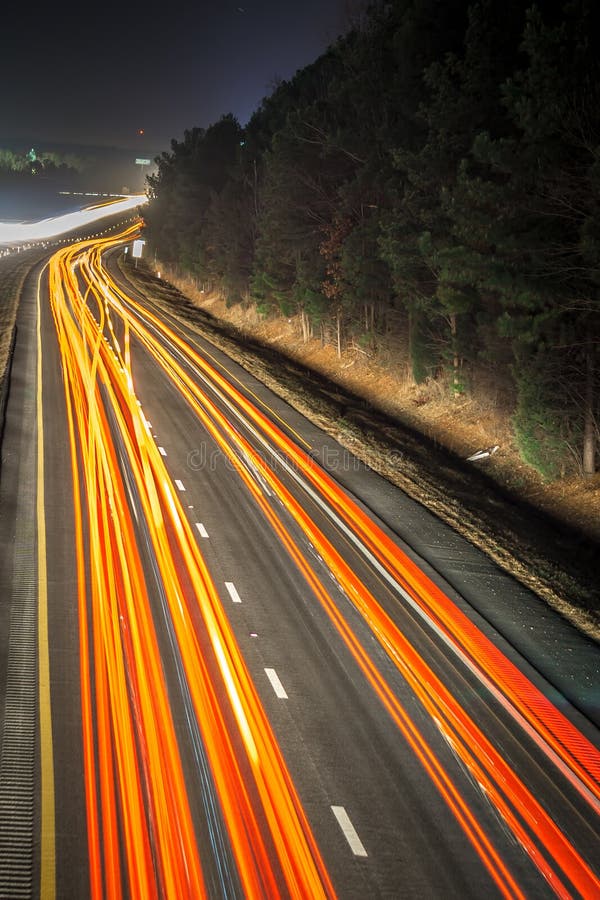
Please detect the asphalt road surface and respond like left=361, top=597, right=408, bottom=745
left=0, top=225, right=599, bottom=898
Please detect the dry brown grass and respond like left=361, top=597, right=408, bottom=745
left=194, top=290, right=600, bottom=543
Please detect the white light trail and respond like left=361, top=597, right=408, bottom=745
left=0, top=195, right=147, bottom=245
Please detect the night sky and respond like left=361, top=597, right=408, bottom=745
left=1, top=1, right=348, bottom=155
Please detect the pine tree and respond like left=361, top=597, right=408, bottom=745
left=447, top=0, right=600, bottom=475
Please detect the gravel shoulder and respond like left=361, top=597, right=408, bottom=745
left=0, top=249, right=49, bottom=376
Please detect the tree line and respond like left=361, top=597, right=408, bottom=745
left=143, top=0, right=600, bottom=479
left=0, top=147, right=84, bottom=181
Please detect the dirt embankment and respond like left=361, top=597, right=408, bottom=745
left=122, top=260, right=600, bottom=640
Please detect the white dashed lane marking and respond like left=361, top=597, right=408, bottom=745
left=331, top=806, right=368, bottom=857
left=158, top=446, right=167, bottom=456
left=264, top=668, right=288, bottom=699
left=225, top=582, right=242, bottom=603
left=195, top=523, right=209, bottom=538
left=174, top=479, right=186, bottom=491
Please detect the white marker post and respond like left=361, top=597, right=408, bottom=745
left=132, top=238, right=145, bottom=268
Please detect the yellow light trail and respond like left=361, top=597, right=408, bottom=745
left=49, top=235, right=203, bottom=898
left=46, top=227, right=336, bottom=898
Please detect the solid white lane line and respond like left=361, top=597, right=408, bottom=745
left=174, top=479, right=186, bottom=491
left=225, top=582, right=242, bottom=603
left=264, top=668, right=288, bottom=699
left=195, top=522, right=209, bottom=538
left=158, top=446, right=167, bottom=456
left=331, top=806, right=368, bottom=857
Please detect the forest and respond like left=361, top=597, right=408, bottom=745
left=143, top=0, right=600, bottom=480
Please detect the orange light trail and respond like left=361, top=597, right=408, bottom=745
left=88, top=233, right=600, bottom=898
left=43, top=224, right=600, bottom=899
left=110, top=262, right=600, bottom=814
left=47, top=228, right=336, bottom=898
left=49, top=234, right=205, bottom=899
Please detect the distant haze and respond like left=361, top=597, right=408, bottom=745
left=1, top=140, right=158, bottom=196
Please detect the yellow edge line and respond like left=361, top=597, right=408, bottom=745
left=37, top=264, right=56, bottom=899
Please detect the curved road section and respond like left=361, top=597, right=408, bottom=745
left=0, top=224, right=599, bottom=898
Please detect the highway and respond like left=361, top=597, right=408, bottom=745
left=0, top=223, right=599, bottom=898
left=0, top=194, right=146, bottom=247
